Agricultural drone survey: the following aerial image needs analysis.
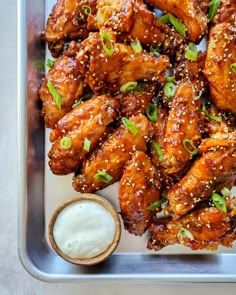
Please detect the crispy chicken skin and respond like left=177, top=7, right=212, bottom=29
left=115, top=83, right=158, bottom=117
left=148, top=198, right=236, bottom=251
left=173, top=51, right=208, bottom=94
left=76, top=30, right=170, bottom=94
left=213, top=0, right=236, bottom=25
left=161, top=81, right=202, bottom=175
left=39, top=53, right=85, bottom=129
left=48, top=95, right=119, bottom=175
left=204, top=22, right=236, bottom=113
left=44, top=0, right=98, bottom=57
left=167, top=136, right=236, bottom=218
left=145, top=0, right=208, bottom=42
left=119, top=151, right=162, bottom=236
left=88, top=0, right=185, bottom=55
left=73, top=114, right=153, bottom=193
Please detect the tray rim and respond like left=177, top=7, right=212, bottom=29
left=17, top=0, right=236, bottom=283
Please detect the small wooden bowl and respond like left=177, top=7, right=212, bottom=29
left=48, top=193, right=121, bottom=266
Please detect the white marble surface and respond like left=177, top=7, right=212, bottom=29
left=0, top=0, right=236, bottom=294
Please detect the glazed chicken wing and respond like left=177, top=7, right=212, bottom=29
left=88, top=0, right=185, bottom=56
left=161, top=81, right=202, bottom=175
left=73, top=114, right=153, bottom=193
left=119, top=151, right=162, bottom=236
left=204, top=22, right=236, bottom=113
left=145, top=0, right=208, bottom=42
left=76, top=30, right=170, bottom=94
left=148, top=198, right=236, bottom=251
left=39, top=51, right=85, bottom=129
left=167, top=135, right=236, bottom=218
left=44, top=0, right=98, bottom=57
left=48, top=95, right=119, bottom=175
left=213, top=0, right=236, bottom=25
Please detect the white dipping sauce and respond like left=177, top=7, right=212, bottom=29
left=53, top=200, right=116, bottom=259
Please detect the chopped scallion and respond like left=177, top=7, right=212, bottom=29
left=121, top=117, right=138, bottom=135
left=183, top=138, right=198, bottom=156
left=47, top=59, right=54, bottom=68
left=207, top=0, right=220, bottom=22
left=150, top=44, right=160, bottom=57
left=169, top=14, right=186, bottom=37
left=185, top=42, right=198, bottom=61
left=131, top=38, right=142, bottom=53
left=178, top=227, right=194, bottom=241
left=211, top=192, right=227, bottom=212
left=94, top=171, right=113, bottom=183
left=83, top=138, right=91, bottom=152
left=82, top=5, right=92, bottom=15
left=146, top=103, right=158, bottom=122
left=47, top=79, right=62, bottom=109
left=202, top=103, right=222, bottom=122
left=60, top=137, right=72, bottom=149
left=134, top=82, right=147, bottom=94
left=163, top=81, right=176, bottom=99
left=230, top=63, right=236, bottom=74
left=72, top=99, right=82, bottom=109
left=166, top=76, right=174, bottom=82
left=100, top=31, right=114, bottom=56
left=152, top=142, right=164, bottom=162
left=120, top=81, right=138, bottom=93
left=147, top=196, right=167, bottom=210
left=159, top=13, right=170, bottom=24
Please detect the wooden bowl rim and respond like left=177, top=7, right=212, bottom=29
left=48, top=193, right=121, bottom=266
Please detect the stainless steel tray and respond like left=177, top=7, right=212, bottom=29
left=17, top=0, right=236, bottom=282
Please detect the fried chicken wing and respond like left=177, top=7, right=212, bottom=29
left=48, top=95, right=119, bottom=175
left=173, top=51, right=208, bottom=94
left=88, top=0, right=185, bottom=56
left=39, top=52, right=85, bottom=129
left=119, top=151, right=161, bottom=236
left=44, top=0, right=98, bottom=57
left=148, top=198, right=236, bottom=251
left=161, top=81, right=202, bottom=175
left=115, top=83, right=158, bottom=117
left=73, top=114, right=154, bottom=193
left=167, top=136, right=236, bottom=218
left=145, top=0, right=208, bottom=42
left=213, top=0, right=236, bottom=25
left=204, top=22, right=236, bottom=113
left=76, top=30, right=170, bottom=94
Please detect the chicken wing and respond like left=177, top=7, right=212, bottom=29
left=148, top=198, right=236, bottom=251
left=88, top=0, right=185, bottom=56
left=204, top=22, right=236, bottom=113
left=73, top=114, right=154, bottom=192
left=48, top=95, right=119, bottom=175
left=213, top=0, right=236, bottom=25
left=39, top=51, right=85, bottom=129
left=115, top=83, right=158, bottom=117
left=119, top=151, right=161, bottom=236
left=145, top=0, right=208, bottom=43
left=76, top=30, right=170, bottom=94
left=161, top=81, right=202, bottom=175
left=43, top=0, right=98, bottom=57
left=173, top=51, right=208, bottom=94
left=167, top=135, right=236, bottom=218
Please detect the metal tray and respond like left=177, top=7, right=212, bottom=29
left=17, top=0, right=236, bottom=283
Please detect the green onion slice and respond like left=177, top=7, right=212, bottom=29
left=131, top=39, right=142, bottom=53
left=47, top=79, right=62, bottom=109
left=47, top=59, right=54, bottom=68
left=211, top=192, right=227, bottom=212
left=100, top=31, right=114, bottom=56
left=159, top=13, right=170, bottom=24
left=166, top=76, right=174, bottom=82
left=163, top=81, right=176, bottom=99
left=121, top=117, right=138, bottom=135
left=183, top=138, right=198, bottom=156
left=134, top=82, right=147, bottom=94
left=82, top=5, right=92, bottom=15
left=60, top=137, right=72, bottom=149
left=202, top=103, right=222, bottom=122
left=185, top=42, right=198, bottom=61
left=72, top=99, right=82, bottom=109
left=147, top=196, right=167, bottom=210
left=169, top=14, right=186, bottom=37
left=207, top=0, right=220, bottom=22
left=221, top=187, right=231, bottom=198
left=150, top=44, right=160, bottom=57
left=146, top=103, right=158, bottom=122
left=152, top=142, right=164, bottom=162
left=230, top=63, right=236, bottom=74
left=178, top=227, right=194, bottom=241
left=120, top=81, right=138, bottom=93
left=83, top=138, right=91, bottom=152
left=94, top=171, right=113, bottom=183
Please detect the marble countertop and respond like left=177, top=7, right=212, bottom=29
left=0, top=0, right=235, bottom=294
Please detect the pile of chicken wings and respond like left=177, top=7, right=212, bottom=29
left=39, top=0, right=236, bottom=252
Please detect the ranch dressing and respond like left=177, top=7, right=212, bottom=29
left=53, top=200, right=116, bottom=259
